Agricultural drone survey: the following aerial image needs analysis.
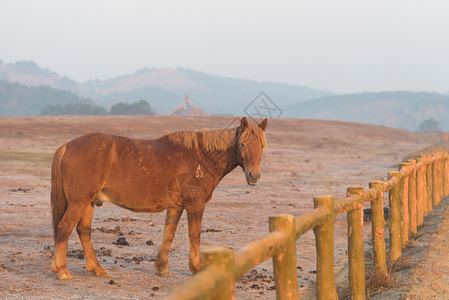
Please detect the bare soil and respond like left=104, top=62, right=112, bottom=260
left=0, top=115, right=435, bottom=299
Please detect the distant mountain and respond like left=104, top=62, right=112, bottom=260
left=174, top=68, right=332, bottom=115
left=0, top=81, right=93, bottom=116
left=88, top=68, right=333, bottom=114
left=0, top=60, right=90, bottom=96
left=284, top=92, right=449, bottom=131
left=85, top=68, right=200, bottom=92
left=0, top=60, right=333, bottom=115
left=6, top=60, right=449, bottom=133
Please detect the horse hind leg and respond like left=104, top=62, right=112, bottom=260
left=52, top=201, right=89, bottom=280
left=76, top=202, right=108, bottom=277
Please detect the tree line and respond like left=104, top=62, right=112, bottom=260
left=41, top=99, right=155, bottom=115
left=0, top=80, right=94, bottom=116
left=0, top=81, right=156, bottom=116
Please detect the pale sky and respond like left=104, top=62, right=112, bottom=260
left=1, top=0, right=449, bottom=94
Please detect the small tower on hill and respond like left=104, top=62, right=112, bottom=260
left=168, top=92, right=208, bottom=116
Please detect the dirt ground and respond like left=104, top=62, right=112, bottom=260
left=0, top=115, right=435, bottom=299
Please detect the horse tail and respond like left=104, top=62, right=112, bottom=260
left=51, top=144, right=67, bottom=241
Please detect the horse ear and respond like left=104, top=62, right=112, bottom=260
left=240, top=117, right=249, bottom=130
left=259, top=118, right=268, bottom=131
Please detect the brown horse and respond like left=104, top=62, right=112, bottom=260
left=51, top=117, right=267, bottom=280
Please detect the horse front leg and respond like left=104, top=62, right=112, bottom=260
left=155, top=208, right=184, bottom=276
left=186, top=204, right=205, bottom=274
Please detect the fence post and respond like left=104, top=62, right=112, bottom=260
left=200, top=247, right=235, bottom=300
left=426, top=154, right=433, bottom=213
left=432, top=155, right=439, bottom=207
left=408, top=160, right=417, bottom=234
left=436, top=153, right=443, bottom=205
left=269, top=214, right=299, bottom=300
left=416, top=158, right=425, bottom=226
left=443, top=152, right=449, bottom=198
left=388, top=172, right=401, bottom=264
left=420, top=156, right=429, bottom=217
left=399, top=162, right=410, bottom=247
left=439, top=153, right=445, bottom=202
left=422, top=155, right=430, bottom=215
left=368, top=181, right=388, bottom=277
left=346, top=186, right=365, bottom=300
left=313, top=195, right=338, bottom=300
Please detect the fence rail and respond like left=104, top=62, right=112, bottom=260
left=165, top=152, right=449, bottom=300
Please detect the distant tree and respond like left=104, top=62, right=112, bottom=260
left=41, top=104, right=63, bottom=115
left=41, top=102, right=107, bottom=115
left=418, top=118, right=440, bottom=134
left=0, top=81, right=97, bottom=116
left=109, top=99, right=155, bottom=115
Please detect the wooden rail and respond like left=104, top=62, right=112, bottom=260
left=165, top=152, right=449, bottom=299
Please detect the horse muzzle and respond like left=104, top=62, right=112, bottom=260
left=245, top=170, right=261, bottom=185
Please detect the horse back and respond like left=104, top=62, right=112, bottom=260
left=60, top=133, right=195, bottom=211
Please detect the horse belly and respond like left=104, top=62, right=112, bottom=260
left=102, top=145, right=185, bottom=211
left=94, top=186, right=177, bottom=213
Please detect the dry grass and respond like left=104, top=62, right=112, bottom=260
left=366, top=268, right=396, bottom=296
left=0, top=148, right=53, bottom=169
left=390, top=256, right=414, bottom=273
left=0, top=149, right=53, bottom=178
left=337, top=266, right=397, bottom=300
left=403, top=141, right=449, bottom=161
left=404, top=209, right=449, bottom=299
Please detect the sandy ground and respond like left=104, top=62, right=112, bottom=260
left=0, top=115, right=435, bottom=299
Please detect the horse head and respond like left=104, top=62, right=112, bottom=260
left=237, top=117, right=268, bottom=185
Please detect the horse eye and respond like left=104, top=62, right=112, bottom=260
left=240, top=143, right=245, bottom=147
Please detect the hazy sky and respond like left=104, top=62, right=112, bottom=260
left=1, top=0, right=449, bottom=94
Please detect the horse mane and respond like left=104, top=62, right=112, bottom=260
left=167, top=124, right=266, bottom=152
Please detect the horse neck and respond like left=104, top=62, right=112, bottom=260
left=222, top=147, right=239, bottom=177
left=220, top=128, right=240, bottom=177
left=199, top=145, right=239, bottom=181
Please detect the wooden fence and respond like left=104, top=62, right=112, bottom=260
left=164, top=152, right=449, bottom=300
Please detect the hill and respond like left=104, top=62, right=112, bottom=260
left=0, top=60, right=333, bottom=115
left=0, top=81, right=93, bottom=116
left=284, top=91, right=449, bottom=131
left=0, top=60, right=88, bottom=95
left=92, top=68, right=333, bottom=115
left=3, top=60, right=449, bottom=132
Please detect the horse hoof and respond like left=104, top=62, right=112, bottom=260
left=52, top=263, right=73, bottom=280
left=189, top=263, right=200, bottom=275
left=156, top=268, right=171, bottom=277
left=54, top=268, right=73, bottom=280
left=58, top=271, right=73, bottom=280
left=88, top=266, right=109, bottom=277
left=190, top=269, right=198, bottom=275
